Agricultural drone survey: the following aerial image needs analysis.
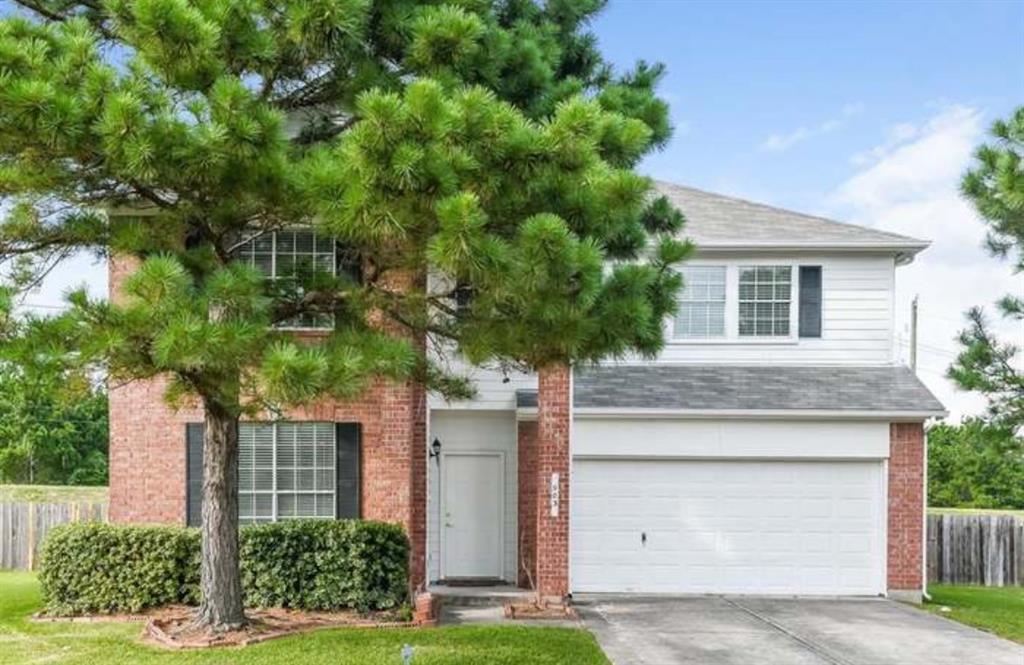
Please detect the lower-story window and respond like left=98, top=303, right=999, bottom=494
left=238, top=422, right=336, bottom=525
left=185, top=421, right=361, bottom=528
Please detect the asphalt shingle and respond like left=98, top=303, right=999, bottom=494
left=656, top=182, right=929, bottom=252
left=569, top=364, right=945, bottom=413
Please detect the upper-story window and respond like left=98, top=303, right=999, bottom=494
left=674, top=266, right=726, bottom=339
left=672, top=263, right=815, bottom=341
left=738, top=266, right=792, bottom=337
left=234, top=229, right=338, bottom=329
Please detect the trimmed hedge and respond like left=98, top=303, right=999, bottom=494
left=39, top=520, right=409, bottom=616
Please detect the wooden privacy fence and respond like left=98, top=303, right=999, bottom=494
left=0, top=501, right=107, bottom=570
left=928, top=512, right=1024, bottom=586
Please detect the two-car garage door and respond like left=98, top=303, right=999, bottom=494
left=570, top=458, right=886, bottom=596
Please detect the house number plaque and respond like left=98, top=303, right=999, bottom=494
left=550, top=472, right=560, bottom=517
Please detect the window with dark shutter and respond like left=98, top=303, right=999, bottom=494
left=186, top=423, right=204, bottom=527
left=335, top=423, right=361, bottom=519
left=799, top=266, right=823, bottom=338
left=184, top=421, right=361, bottom=525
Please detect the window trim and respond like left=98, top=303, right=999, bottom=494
left=666, top=260, right=802, bottom=345
left=238, top=421, right=338, bottom=525
left=737, top=264, right=794, bottom=339
left=672, top=265, right=728, bottom=340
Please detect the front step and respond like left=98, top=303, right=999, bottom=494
left=427, top=583, right=536, bottom=607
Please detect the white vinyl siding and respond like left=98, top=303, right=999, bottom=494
left=738, top=265, right=792, bottom=337
left=674, top=266, right=727, bottom=339
left=234, top=229, right=336, bottom=329
left=427, top=253, right=898, bottom=412
left=238, top=422, right=336, bottom=525
left=655, top=253, right=896, bottom=365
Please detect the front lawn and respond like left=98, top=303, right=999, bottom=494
left=0, top=484, right=108, bottom=503
left=0, top=572, right=608, bottom=665
left=925, top=584, right=1024, bottom=643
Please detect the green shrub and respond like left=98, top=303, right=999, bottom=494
left=240, top=520, right=409, bottom=612
left=39, top=520, right=408, bottom=616
left=38, top=523, right=199, bottom=615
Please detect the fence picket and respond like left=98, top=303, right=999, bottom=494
left=928, top=512, right=1024, bottom=586
left=0, top=500, right=108, bottom=570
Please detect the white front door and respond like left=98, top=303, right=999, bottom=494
left=442, top=452, right=504, bottom=579
left=571, top=459, right=886, bottom=595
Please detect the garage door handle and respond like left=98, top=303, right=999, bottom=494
left=641, top=532, right=647, bottom=546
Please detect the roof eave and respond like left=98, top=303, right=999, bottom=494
left=572, top=407, right=948, bottom=422
left=692, top=241, right=931, bottom=255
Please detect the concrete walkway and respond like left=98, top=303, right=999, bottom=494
left=575, top=595, right=1024, bottom=665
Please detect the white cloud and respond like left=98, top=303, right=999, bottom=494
left=760, top=103, right=864, bottom=152
left=830, top=105, right=1023, bottom=421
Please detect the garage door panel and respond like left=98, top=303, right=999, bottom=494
left=570, top=459, right=884, bottom=596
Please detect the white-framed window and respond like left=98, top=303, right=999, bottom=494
left=738, top=265, right=792, bottom=337
left=674, top=265, right=727, bottom=338
left=237, top=422, right=336, bottom=525
left=234, top=229, right=337, bottom=329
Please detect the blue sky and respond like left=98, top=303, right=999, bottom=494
left=591, top=0, right=1024, bottom=418
left=24, top=0, right=1024, bottom=419
left=595, top=0, right=1021, bottom=208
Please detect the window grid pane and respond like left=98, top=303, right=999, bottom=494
left=738, top=265, right=792, bottom=337
left=238, top=422, right=336, bottom=524
left=674, top=266, right=727, bottom=339
left=233, top=230, right=337, bottom=329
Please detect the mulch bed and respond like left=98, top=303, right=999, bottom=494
left=35, top=606, right=412, bottom=649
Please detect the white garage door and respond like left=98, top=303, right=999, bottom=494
left=571, top=459, right=885, bottom=596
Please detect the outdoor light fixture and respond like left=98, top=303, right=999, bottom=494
left=430, top=437, right=442, bottom=461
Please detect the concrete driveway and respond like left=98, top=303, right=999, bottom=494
left=576, top=595, right=1023, bottom=665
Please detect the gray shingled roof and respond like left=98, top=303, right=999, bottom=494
left=656, top=182, right=929, bottom=253
left=569, top=365, right=945, bottom=414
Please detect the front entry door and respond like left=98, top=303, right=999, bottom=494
left=442, top=452, right=504, bottom=579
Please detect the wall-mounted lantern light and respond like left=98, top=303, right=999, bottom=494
left=430, top=437, right=442, bottom=462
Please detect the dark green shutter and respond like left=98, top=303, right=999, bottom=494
left=336, top=423, right=361, bottom=519
left=186, top=423, right=204, bottom=527
left=799, top=266, right=822, bottom=338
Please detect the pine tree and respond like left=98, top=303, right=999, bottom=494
left=0, top=1, right=687, bottom=631
left=950, top=107, right=1024, bottom=425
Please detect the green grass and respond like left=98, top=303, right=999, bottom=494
left=928, top=507, right=1024, bottom=517
left=0, top=572, right=608, bottom=665
left=0, top=484, right=108, bottom=503
left=925, top=585, right=1024, bottom=643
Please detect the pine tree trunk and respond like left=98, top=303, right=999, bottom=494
left=193, top=400, right=246, bottom=631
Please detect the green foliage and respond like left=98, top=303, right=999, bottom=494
left=928, top=419, right=1024, bottom=510
left=39, top=520, right=409, bottom=615
left=38, top=523, right=199, bottom=615
left=0, top=364, right=108, bottom=486
left=240, top=520, right=408, bottom=612
left=951, top=107, right=1024, bottom=425
left=0, top=0, right=685, bottom=624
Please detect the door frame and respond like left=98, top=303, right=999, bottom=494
left=439, top=450, right=506, bottom=580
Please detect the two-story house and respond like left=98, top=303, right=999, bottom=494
left=108, top=181, right=945, bottom=603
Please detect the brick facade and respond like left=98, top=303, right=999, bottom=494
left=887, top=422, right=925, bottom=596
left=516, top=419, right=538, bottom=588
left=107, top=258, right=428, bottom=590
left=534, top=364, right=571, bottom=599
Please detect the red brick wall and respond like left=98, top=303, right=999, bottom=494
left=535, top=364, right=571, bottom=599
left=107, top=257, right=428, bottom=590
left=517, top=420, right=538, bottom=588
left=888, top=422, right=924, bottom=592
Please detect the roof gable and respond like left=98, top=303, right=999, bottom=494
left=656, top=182, right=929, bottom=256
